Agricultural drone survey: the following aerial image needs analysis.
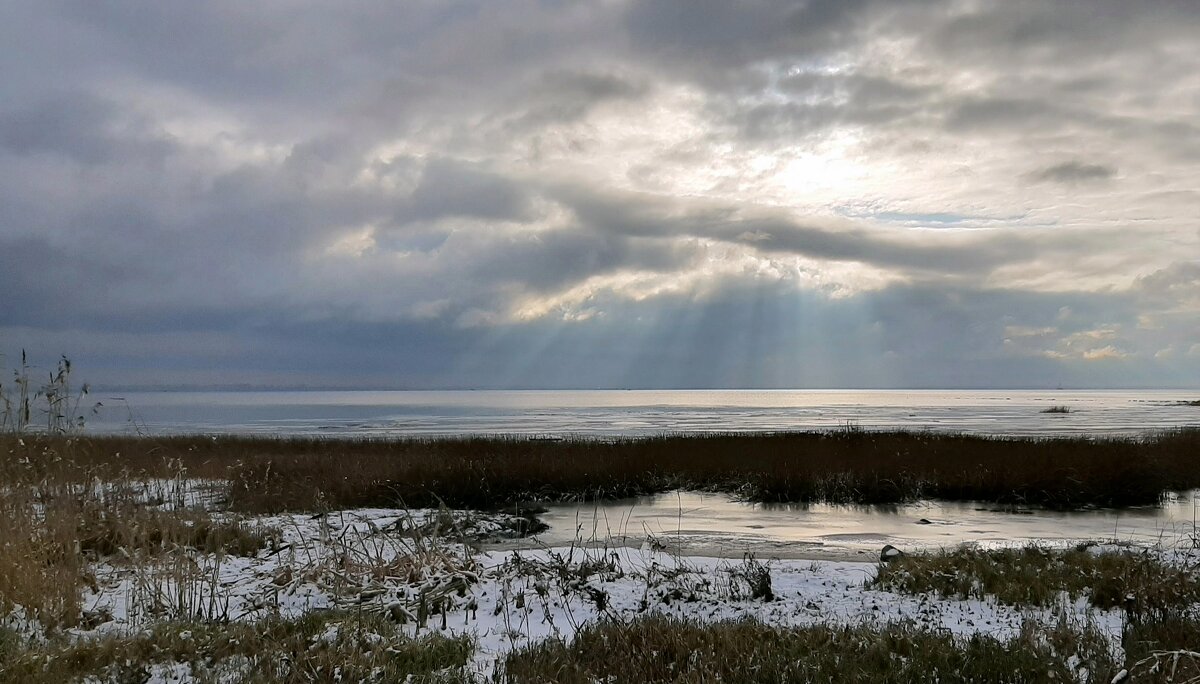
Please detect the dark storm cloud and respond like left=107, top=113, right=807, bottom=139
left=1, top=0, right=1198, bottom=388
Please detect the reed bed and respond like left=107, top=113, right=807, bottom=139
left=4, top=428, right=1197, bottom=514
left=0, top=438, right=270, bottom=629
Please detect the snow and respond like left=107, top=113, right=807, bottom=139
left=44, top=503, right=1145, bottom=680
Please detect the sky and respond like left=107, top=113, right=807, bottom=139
left=1, top=0, right=1198, bottom=390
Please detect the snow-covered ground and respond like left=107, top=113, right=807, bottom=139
left=54, top=504, right=1140, bottom=680
left=8, top=476, right=1197, bottom=681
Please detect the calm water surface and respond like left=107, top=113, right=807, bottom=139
left=525, top=491, right=1200, bottom=560
left=87, top=389, right=1199, bottom=437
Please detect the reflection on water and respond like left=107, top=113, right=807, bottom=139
left=528, top=491, right=1200, bottom=560
left=85, top=389, right=1200, bottom=437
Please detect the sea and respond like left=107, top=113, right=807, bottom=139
left=84, top=389, right=1200, bottom=438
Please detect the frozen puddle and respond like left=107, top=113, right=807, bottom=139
left=516, top=490, right=1200, bottom=560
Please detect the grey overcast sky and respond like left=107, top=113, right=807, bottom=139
left=1, top=1, right=1198, bottom=389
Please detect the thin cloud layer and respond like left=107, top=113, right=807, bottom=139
left=1, top=1, right=1197, bottom=388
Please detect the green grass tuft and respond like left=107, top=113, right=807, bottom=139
left=0, top=611, right=476, bottom=683
left=872, top=546, right=1200, bottom=614
left=499, top=615, right=1121, bottom=683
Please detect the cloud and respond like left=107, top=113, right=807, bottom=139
left=1, top=0, right=1198, bottom=388
left=1082, top=346, right=1129, bottom=361
left=505, top=70, right=651, bottom=130
left=1030, top=161, right=1116, bottom=184
left=408, top=159, right=534, bottom=223
left=0, top=92, right=168, bottom=164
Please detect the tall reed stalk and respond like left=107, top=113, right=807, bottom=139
left=0, top=352, right=95, bottom=434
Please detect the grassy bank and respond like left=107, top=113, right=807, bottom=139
left=4, top=428, right=1199, bottom=513
left=870, top=546, right=1200, bottom=682
left=501, top=612, right=1200, bottom=683
left=500, top=615, right=1126, bottom=683
left=0, top=611, right=476, bottom=683
left=874, top=546, right=1200, bottom=614
left=7, top=610, right=1197, bottom=683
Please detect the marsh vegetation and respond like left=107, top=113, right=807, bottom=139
left=4, top=426, right=1197, bottom=515
left=874, top=546, right=1200, bottom=611
left=4, top=359, right=1200, bottom=682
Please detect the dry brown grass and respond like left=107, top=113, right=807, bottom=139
left=0, top=438, right=271, bottom=629
left=5, top=428, right=1196, bottom=514
left=0, top=483, right=87, bottom=630
left=76, top=502, right=268, bottom=558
